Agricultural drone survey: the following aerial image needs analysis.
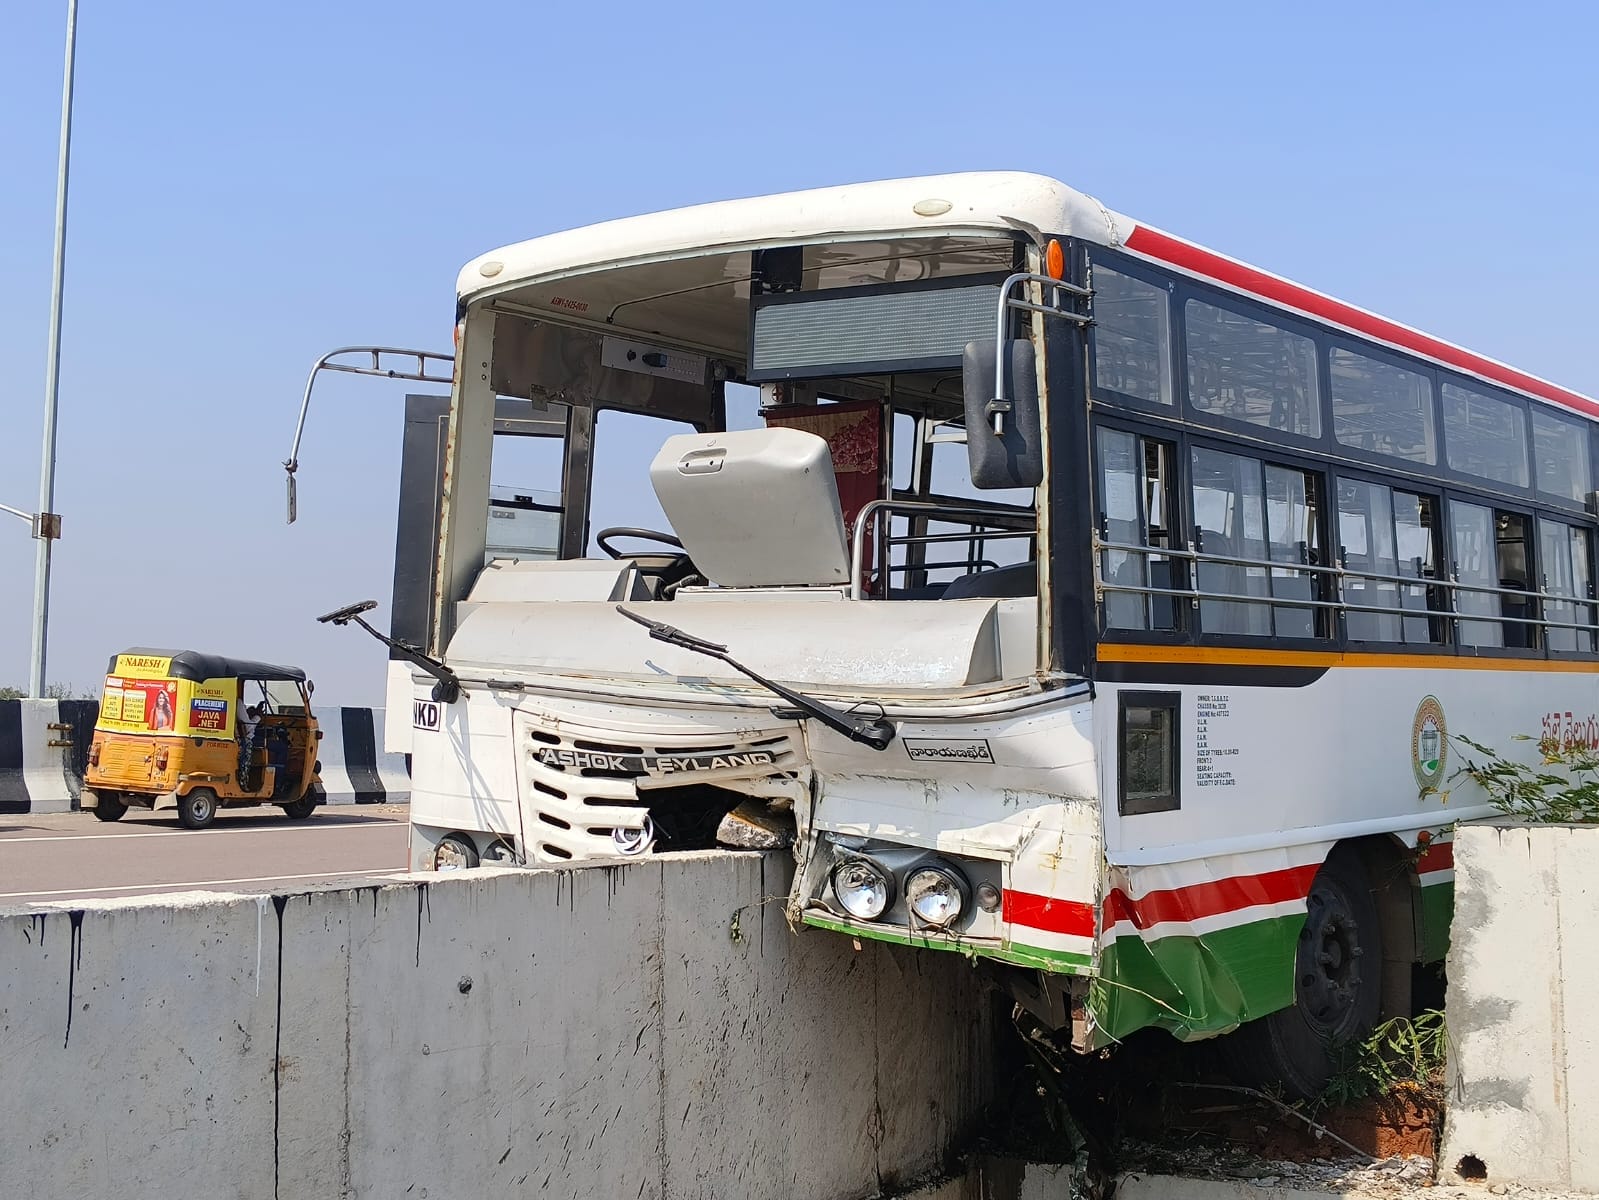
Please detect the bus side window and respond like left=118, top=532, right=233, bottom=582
left=1118, top=691, right=1180, bottom=815
left=1539, top=519, right=1597, bottom=653
left=1451, top=501, right=1507, bottom=649
left=1337, top=480, right=1442, bottom=645
left=1096, top=429, right=1178, bottom=632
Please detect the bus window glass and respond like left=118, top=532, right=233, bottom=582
left=1191, top=447, right=1271, bottom=636
left=892, top=411, right=916, bottom=491
left=1393, top=492, right=1440, bottom=643
left=1338, top=481, right=1439, bottom=644
left=489, top=429, right=565, bottom=564
left=1331, top=348, right=1437, bottom=465
left=1338, top=480, right=1402, bottom=643
left=1532, top=408, right=1593, bottom=505
left=1539, top=520, right=1596, bottom=653
left=1264, top=465, right=1319, bottom=638
left=1098, top=429, right=1146, bottom=629
left=1442, top=381, right=1529, bottom=487
left=1451, top=502, right=1503, bottom=648
left=1185, top=299, right=1320, bottom=438
left=1092, top=265, right=1172, bottom=406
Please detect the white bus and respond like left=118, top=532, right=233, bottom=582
left=357, top=172, right=1597, bottom=1097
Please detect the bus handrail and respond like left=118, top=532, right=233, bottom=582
left=987, top=272, right=1091, bottom=435
left=851, top=499, right=1037, bottom=600
left=1094, top=536, right=1599, bottom=636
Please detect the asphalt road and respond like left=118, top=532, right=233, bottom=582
left=0, top=806, right=411, bottom=906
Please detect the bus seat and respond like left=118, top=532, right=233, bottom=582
left=942, top=561, right=1037, bottom=600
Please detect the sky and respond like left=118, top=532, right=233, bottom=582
left=1, top=1, right=1596, bottom=706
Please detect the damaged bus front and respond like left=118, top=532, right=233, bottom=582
left=391, top=174, right=1111, bottom=1030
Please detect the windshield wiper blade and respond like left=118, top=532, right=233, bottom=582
left=318, top=599, right=461, bottom=703
left=616, top=606, right=895, bottom=752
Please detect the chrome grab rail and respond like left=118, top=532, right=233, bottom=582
left=986, top=272, right=1090, bottom=435
left=1093, top=535, right=1599, bottom=636
left=851, top=499, right=1036, bottom=600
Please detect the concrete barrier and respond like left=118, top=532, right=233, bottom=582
left=313, top=705, right=410, bottom=804
left=0, top=699, right=77, bottom=815
left=0, top=700, right=407, bottom=812
left=0, top=851, right=992, bottom=1198
left=1439, top=821, right=1599, bottom=1193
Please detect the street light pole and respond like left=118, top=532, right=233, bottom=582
left=28, top=0, right=79, bottom=698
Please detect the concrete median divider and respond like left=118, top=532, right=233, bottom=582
left=1440, top=820, right=1599, bottom=1193
left=0, top=851, right=993, bottom=1199
left=0, top=699, right=79, bottom=815
left=313, top=706, right=409, bottom=804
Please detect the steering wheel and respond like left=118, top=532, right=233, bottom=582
left=594, top=527, right=700, bottom=596
left=595, top=527, right=685, bottom=559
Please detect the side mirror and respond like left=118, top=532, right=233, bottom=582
left=962, top=339, right=1043, bottom=490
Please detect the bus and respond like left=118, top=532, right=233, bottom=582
left=359, top=172, right=1597, bottom=1098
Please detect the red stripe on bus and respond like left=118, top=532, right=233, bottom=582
left=1123, top=225, right=1599, bottom=421
left=1417, top=840, right=1455, bottom=873
left=1003, top=890, right=1097, bottom=938
left=1102, top=863, right=1319, bottom=931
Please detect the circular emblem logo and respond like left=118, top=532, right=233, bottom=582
left=1412, top=695, right=1448, bottom=790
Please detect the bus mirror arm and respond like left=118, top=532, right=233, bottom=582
left=614, top=606, right=896, bottom=751
left=317, top=599, right=462, bottom=704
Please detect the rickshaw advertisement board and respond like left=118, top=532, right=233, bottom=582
left=98, top=655, right=236, bottom=737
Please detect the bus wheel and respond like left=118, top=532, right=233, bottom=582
left=177, top=788, right=219, bottom=830
left=91, top=792, right=126, bottom=822
left=1228, top=846, right=1383, bottom=1100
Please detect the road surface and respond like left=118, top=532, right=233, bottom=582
left=0, top=806, right=411, bottom=906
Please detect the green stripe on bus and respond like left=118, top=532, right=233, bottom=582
left=1419, top=877, right=1454, bottom=963
left=1090, top=913, right=1307, bottom=1045
left=801, top=913, right=1094, bottom=973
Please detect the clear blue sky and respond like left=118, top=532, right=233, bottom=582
left=2, top=1, right=1595, bottom=705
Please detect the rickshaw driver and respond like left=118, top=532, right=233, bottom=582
left=237, top=700, right=261, bottom=787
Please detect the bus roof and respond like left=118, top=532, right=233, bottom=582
left=460, top=170, right=1598, bottom=423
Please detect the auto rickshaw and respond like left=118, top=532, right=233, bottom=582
left=82, top=649, right=324, bottom=829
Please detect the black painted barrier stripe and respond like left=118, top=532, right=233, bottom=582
left=339, top=707, right=385, bottom=804
left=0, top=701, right=29, bottom=813
left=59, top=700, right=98, bottom=804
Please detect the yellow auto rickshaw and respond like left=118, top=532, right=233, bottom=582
left=82, top=649, right=324, bottom=829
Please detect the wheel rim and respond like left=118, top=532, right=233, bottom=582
left=1296, top=883, right=1366, bottom=1033
left=188, top=793, right=213, bottom=822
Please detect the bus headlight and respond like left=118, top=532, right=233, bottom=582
left=905, top=864, right=968, bottom=927
left=432, top=834, right=479, bottom=871
left=830, top=858, right=894, bottom=921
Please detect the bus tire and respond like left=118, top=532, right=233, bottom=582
left=177, top=787, right=219, bottom=830
left=1227, top=845, right=1383, bottom=1100
left=91, top=792, right=126, bottom=822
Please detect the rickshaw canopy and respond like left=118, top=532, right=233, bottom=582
left=107, top=648, right=308, bottom=684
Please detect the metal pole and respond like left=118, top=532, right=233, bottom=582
left=28, top=0, right=78, bottom=698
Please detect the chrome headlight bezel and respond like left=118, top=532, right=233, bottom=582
left=904, top=863, right=970, bottom=928
left=612, top=815, right=656, bottom=857
left=829, top=856, right=896, bottom=921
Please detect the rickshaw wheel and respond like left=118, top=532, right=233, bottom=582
left=91, top=792, right=127, bottom=822
left=281, top=793, right=318, bottom=820
left=177, top=787, right=219, bottom=830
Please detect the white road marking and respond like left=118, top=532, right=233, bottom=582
left=0, top=822, right=404, bottom=846
left=0, top=868, right=403, bottom=901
